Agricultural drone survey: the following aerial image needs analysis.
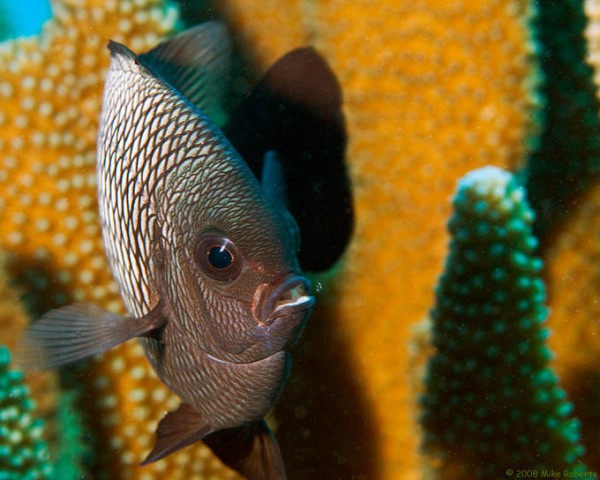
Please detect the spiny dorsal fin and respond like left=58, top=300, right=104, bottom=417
left=223, top=46, right=352, bottom=272
left=15, top=303, right=166, bottom=370
left=139, top=21, right=231, bottom=125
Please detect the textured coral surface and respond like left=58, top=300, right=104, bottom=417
left=4, top=0, right=600, bottom=479
left=0, top=1, right=241, bottom=478
left=216, top=1, right=539, bottom=478
left=0, top=346, right=53, bottom=479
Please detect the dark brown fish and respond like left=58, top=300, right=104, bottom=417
left=17, top=22, right=314, bottom=480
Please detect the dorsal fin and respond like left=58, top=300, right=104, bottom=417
left=223, top=47, right=352, bottom=272
left=139, top=21, right=231, bottom=125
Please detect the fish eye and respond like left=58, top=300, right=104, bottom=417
left=207, top=245, right=233, bottom=270
left=194, top=234, right=241, bottom=281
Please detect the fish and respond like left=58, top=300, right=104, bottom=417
left=16, top=21, right=315, bottom=480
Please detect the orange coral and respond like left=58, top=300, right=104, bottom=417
left=542, top=185, right=600, bottom=470
left=0, top=0, right=558, bottom=478
left=0, top=264, right=57, bottom=425
left=217, top=1, right=539, bottom=478
left=0, top=1, right=241, bottom=478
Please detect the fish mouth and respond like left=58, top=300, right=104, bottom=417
left=254, top=274, right=315, bottom=324
left=198, top=274, right=314, bottom=365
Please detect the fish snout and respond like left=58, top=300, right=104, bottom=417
left=253, top=274, right=315, bottom=325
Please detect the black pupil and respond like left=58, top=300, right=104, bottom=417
left=207, top=246, right=233, bottom=270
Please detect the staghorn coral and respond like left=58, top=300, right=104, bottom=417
left=0, top=262, right=58, bottom=437
left=421, top=167, right=586, bottom=478
left=0, top=344, right=89, bottom=479
left=0, top=345, right=53, bottom=479
left=52, top=388, right=90, bottom=480
left=525, top=0, right=600, bottom=239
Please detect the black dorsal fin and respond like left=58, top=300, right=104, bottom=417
left=224, top=47, right=352, bottom=272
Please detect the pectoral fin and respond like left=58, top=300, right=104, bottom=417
left=142, top=403, right=212, bottom=465
left=261, top=150, right=288, bottom=209
left=203, top=420, right=288, bottom=480
left=15, top=303, right=166, bottom=370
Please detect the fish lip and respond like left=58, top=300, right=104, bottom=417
left=254, top=273, right=315, bottom=325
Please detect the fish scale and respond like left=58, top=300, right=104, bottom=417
left=98, top=68, right=199, bottom=317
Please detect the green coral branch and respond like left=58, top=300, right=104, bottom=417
left=0, top=345, right=91, bottom=480
left=52, top=387, right=91, bottom=480
left=0, top=345, right=53, bottom=480
left=420, top=167, right=586, bottom=478
left=523, top=0, right=600, bottom=240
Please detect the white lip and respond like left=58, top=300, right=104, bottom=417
left=255, top=274, right=315, bottom=324
left=278, top=294, right=314, bottom=310
left=272, top=292, right=315, bottom=318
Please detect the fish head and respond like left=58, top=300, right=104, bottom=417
left=153, top=149, right=315, bottom=364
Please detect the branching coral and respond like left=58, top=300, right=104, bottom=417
left=0, top=344, right=92, bottom=479
left=216, top=1, right=540, bottom=478
left=3, top=0, right=600, bottom=479
left=0, top=346, right=53, bottom=479
left=52, top=388, right=91, bottom=480
left=0, top=264, right=57, bottom=438
left=421, top=167, right=586, bottom=478
left=525, top=0, right=600, bottom=239
left=523, top=0, right=600, bottom=471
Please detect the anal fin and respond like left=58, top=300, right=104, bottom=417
left=204, top=420, right=288, bottom=480
left=142, top=403, right=212, bottom=465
